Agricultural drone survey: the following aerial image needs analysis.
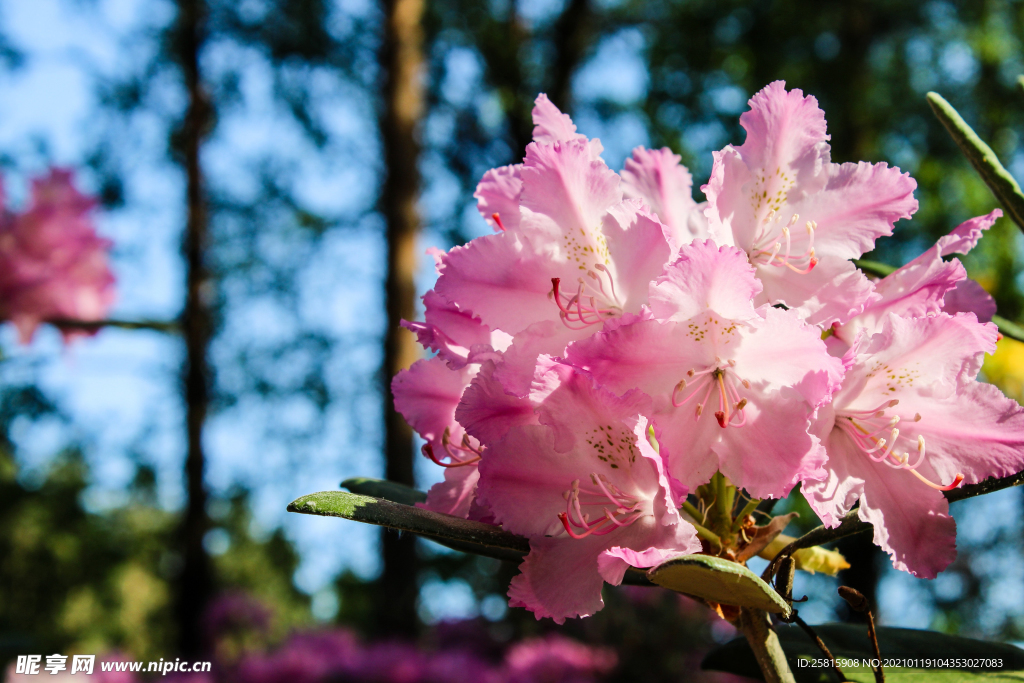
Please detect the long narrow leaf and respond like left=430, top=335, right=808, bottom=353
left=927, top=91, right=1024, bottom=232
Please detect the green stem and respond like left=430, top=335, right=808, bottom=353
left=47, top=317, right=180, bottom=334
left=739, top=607, right=796, bottom=683
left=731, top=496, right=761, bottom=532
left=681, top=501, right=722, bottom=550
left=927, top=91, right=1024, bottom=233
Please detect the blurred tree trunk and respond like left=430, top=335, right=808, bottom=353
left=379, top=0, right=425, bottom=637
left=548, top=0, right=593, bottom=116
left=173, top=0, right=214, bottom=657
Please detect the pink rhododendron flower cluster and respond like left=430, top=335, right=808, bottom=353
left=394, top=82, right=1024, bottom=623
left=0, top=168, right=115, bottom=343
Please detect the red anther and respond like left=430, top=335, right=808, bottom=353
left=491, top=213, right=506, bottom=231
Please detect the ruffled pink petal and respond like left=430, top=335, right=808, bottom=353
left=857, top=468, right=957, bottom=579
left=455, top=360, right=538, bottom=444
left=598, top=200, right=673, bottom=312
left=713, top=386, right=826, bottom=498
left=508, top=534, right=610, bottom=624
left=530, top=94, right=603, bottom=158
left=810, top=427, right=957, bottom=578
left=732, top=306, right=844, bottom=404
left=937, top=209, right=1002, bottom=256
left=787, top=161, right=918, bottom=260
left=474, top=164, right=522, bottom=233
left=531, top=94, right=584, bottom=145
left=402, top=290, right=511, bottom=369
left=881, top=381, right=1024, bottom=489
left=598, top=524, right=701, bottom=586
left=434, top=232, right=558, bottom=335
left=802, top=408, right=862, bottom=527
left=942, top=278, right=995, bottom=322
left=754, top=254, right=877, bottom=327
left=421, top=465, right=480, bottom=519
left=621, top=146, right=706, bottom=247
left=704, top=82, right=831, bottom=251
left=835, top=260, right=965, bottom=346
left=518, top=139, right=622, bottom=247
left=649, top=240, right=761, bottom=323
left=477, top=424, right=579, bottom=537
left=838, top=313, right=998, bottom=411
left=391, top=357, right=475, bottom=447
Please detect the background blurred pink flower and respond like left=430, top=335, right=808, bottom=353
left=0, top=168, right=115, bottom=343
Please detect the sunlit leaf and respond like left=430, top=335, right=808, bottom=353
left=288, top=490, right=529, bottom=562
left=758, top=534, right=850, bottom=576
left=703, top=623, right=1024, bottom=682
left=341, top=477, right=427, bottom=506
left=647, top=554, right=791, bottom=616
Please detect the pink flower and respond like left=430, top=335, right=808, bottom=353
left=621, top=146, right=708, bottom=249
left=803, top=312, right=1024, bottom=577
left=0, top=169, right=115, bottom=342
left=392, top=356, right=485, bottom=518
left=503, top=634, right=617, bottom=683
left=439, top=141, right=672, bottom=355
left=477, top=360, right=700, bottom=623
left=394, top=289, right=515, bottom=518
left=833, top=209, right=1002, bottom=347
left=474, top=94, right=602, bottom=234
left=704, top=81, right=918, bottom=326
left=567, top=240, right=843, bottom=498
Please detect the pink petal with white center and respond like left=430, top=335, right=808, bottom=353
left=839, top=313, right=997, bottom=409
left=754, top=253, right=877, bottom=327
left=597, top=200, right=673, bottom=312
left=871, top=378, right=1024, bottom=490
left=475, top=164, right=522, bottom=233
left=788, top=161, right=918, bottom=260
left=621, top=146, right=707, bottom=246
left=518, top=139, right=621, bottom=248
left=392, top=357, right=475, bottom=448
left=649, top=240, right=762, bottom=323
left=807, top=426, right=957, bottom=578
left=421, top=465, right=480, bottom=519
left=703, top=82, right=831, bottom=250
left=942, top=278, right=995, bottom=322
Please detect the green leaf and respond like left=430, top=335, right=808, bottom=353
left=647, top=554, right=791, bottom=616
left=290, top=487, right=655, bottom=586
left=703, top=623, right=1024, bottom=682
left=927, top=91, right=1024, bottom=234
left=288, top=490, right=529, bottom=563
left=341, top=477, right=427, bottom=506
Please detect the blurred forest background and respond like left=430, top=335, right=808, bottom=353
left=2, top=0, right=1024, bottom=680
